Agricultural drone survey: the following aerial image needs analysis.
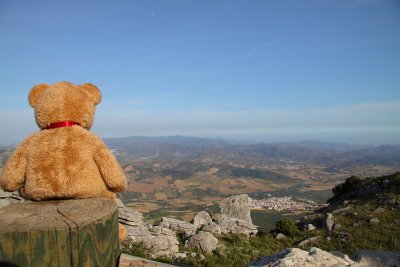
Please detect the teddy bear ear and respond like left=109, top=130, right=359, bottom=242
left=28, top=83, right=49, bottom=108
left=81, top=83, right=101, bottom=105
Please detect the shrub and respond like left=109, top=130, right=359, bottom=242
left=275, top=218, right=298, bottom=236
left=332, top=175, right=361, bottom=196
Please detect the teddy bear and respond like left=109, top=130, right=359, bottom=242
left=0, top=81, right=128, bottom=238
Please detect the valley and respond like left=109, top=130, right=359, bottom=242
left=106, top=136, right=400, bottom=225
left=1, top=136, right=399, bottom=227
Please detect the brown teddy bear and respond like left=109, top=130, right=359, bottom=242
left=0, top=81, right=128, bottom=237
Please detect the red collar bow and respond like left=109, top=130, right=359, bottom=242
left=45, top=121, right=81, bottom=130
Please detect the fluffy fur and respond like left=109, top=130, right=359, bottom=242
left=0, top=82, right=127, bottom=201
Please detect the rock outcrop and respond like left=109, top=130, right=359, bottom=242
left=325, top=213, right=335, bottom=231
left=328, top=172, right=400, bottom=207
left=201, top=222, right=221, bottom=235
left=275, top=233, right=286, bottom=239
left=118, top=201, right=179, bottom=258
left=305, top=223, right=316, bottom=231
left=192, top=211, right=213, bottom=229
left=0, top=189, right=25, bottom=209
left=218, top=216, right=258, bottom=236
left=184, top=231, right=218, bottom=255
left=149, top=226, right=180, bottom=258
left=351, top=249, right=400, bottom=267
left=119, top=194, right=260, bottom=258
left=119, top=207, right=145, bottom=227
left=159, top=217, right=197, bottom=237
left=251, top=247, right=400, bottom=267
left=250, top=247, right=354, bottom=267
left=219, top=194, right=253, bottom=223
left=156, top=194, right=258, bottom=239
left=218, top=194, right=258, bottom=236
left=297, top=236, right=322, bottom=247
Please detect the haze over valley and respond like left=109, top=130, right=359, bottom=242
left=73, top=135, right=400, bottom=222
left=2, top=136, right=399, bottom=203
left=2, top=134, right=400, bottom=248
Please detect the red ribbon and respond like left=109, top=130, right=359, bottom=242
left=45, top=121, right=81, bottom=130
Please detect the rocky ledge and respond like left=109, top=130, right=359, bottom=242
left=0, top=188, right=26, bottom=208
left=250, top=247, right=400, bottom=267
left=118, top=193, right=258, bottom=258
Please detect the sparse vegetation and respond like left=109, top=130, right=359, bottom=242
left=301, top=199, right=400, bottom=254
left=121, top=172, right=400, bottom=267
left=120, top=240, right=150, bottom=258
left=174, top=233, right=295, bottom=267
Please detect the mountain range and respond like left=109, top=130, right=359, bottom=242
left=1, top=136, right=399, bottom=203
left=105, top=136, right=400, bottom=169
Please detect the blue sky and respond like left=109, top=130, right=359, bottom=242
left=1, top=0, right=400, bottom=145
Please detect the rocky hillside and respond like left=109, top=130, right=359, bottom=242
left=2, top=172, right=400, bottom=266
left=119, top=194, right=258, bottom=260
left=118, top=173, right=400, bottom=266
left=275, top=172, right=400, bottom=266
left=327, top=172, right=400, bottom=207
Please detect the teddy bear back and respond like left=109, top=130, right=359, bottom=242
left=28, top=82, right=101, bottom=130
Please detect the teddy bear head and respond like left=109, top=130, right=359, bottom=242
left=28, top=81, right=101, bottom=130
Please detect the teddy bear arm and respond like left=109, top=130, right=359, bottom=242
left=0, top=140, right=29, bottom=192
left=93, top=144, right=127, bottom=192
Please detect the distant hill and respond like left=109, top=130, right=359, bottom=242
left=106, top=135, right=227, bottom=146
left=105, top=135, right=400, bottom=168
left=289, top=140, right=370, bottom=152
left=102, top=136, right=400, bottom=202
left=1, top=136, right=399, bottom=202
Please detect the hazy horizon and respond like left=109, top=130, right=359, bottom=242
left=1, top=1, right=399, bottom=146
left=2, top=131, right=400, bottom=147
